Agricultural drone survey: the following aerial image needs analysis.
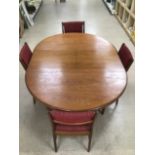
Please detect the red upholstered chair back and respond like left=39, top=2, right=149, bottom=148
left=62, top=21, right=85, bottom=33
left=49, top=110, right=96, bottom=152
left=118, top=43, right=134, bottom=71
left=19, top=42, right=32, bottom=70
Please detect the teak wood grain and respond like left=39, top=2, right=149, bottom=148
left=25, top=33, right=127, bottom=111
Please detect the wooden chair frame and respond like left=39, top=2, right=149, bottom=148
left=99, top=43, right=134, bottom=115
left=49, top=111, right=96, bottom=152
left=19, top=42, right=36, bottom=104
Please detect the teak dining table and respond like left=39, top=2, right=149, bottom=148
left=25, top=33, right=127, bottom=111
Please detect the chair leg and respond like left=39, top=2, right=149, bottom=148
left=53, top=133, right=57, bottom=152
left=115, top=98, right=119, bottom=106
left=88, top=131, right=93, bottom=152
left=33, top=97, right=36, bottom=104
left=99, top=108, right=105, bottom=115
left=47, top=107, right=52, bottom=111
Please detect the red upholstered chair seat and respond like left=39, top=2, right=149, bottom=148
left=50, top=110, right=95, bottom=123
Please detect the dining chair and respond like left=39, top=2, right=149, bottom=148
left=115, top=43, right=134, bottom=105
left=99, top=43, right=134, bottom=114
left=118, top=43, right=134, bottom=72
left=48, top=110, right=96, bottom=152
left=62, top=21, right=85, bottom=33
left=19, top=42, right=36, bottom=104
left=19, top=42, right=32, bottom=70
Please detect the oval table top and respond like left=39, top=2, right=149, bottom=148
left=26, top=33, right=127, bottom=111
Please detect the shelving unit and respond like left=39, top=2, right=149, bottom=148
left=115, top=0, right=135, bottom=44
left=19, top=14, right=24, bottom=38
left=103, top=0, right=116, bottom=14
left=19, top=0, right=43, bottom=28
left=27, top=0, right=43, bottom=20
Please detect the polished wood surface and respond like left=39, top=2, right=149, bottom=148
left=26, top=33, right=127, bottom=111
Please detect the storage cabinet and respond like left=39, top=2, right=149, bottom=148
left=103, top=0, right=116, bottom=14
left=19, top=0, right=43, bottom=28
left=26, top=0, right=43, bottom=20
left=115, top=0, right=135, bottom=44
left=19, top=14, right=24, bottom=38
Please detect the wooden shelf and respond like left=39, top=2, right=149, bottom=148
left=117, top=0, right=134, bottom=18
left=115, top=0, right=135, bottom=45
left=115, top=15, right=135, bottom=44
